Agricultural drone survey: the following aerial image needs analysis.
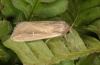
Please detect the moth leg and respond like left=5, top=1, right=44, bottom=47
left=64, top=35, right=67, bottom=42
left=69, top=27, right=72, bottom=33
left=45, top=38, right=52, bottom=43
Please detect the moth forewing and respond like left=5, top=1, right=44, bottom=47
left=11, top=21, right=70, bottom=42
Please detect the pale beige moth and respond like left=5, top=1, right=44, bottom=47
left=11, top=21, right=70, bottom=42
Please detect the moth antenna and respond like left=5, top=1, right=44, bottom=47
left=70, top=20, right=76, bottom=28
left=69, top=7, right=79, bottom=33
left=69, top=19, right=76, bottom=33
left=64, top=35, right=67, bottom=42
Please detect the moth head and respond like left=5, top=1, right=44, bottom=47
left=60, top=22, right=71, bottom=35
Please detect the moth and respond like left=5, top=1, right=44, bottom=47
left=11, top=21, right=70, bottom=42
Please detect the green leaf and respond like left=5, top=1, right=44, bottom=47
left=11, top=0, right=30, bottom=18
left=65, top=29, right=87, bottom=52
left=0, top=40, right=21, bottom=65
left=26, top=41, right=54, bottom=63
left=0, top=20, right=12, bottom=39
left=47, top=37, right=70, bottom=56
left=0, top=43, right=10, bottom=63
left=24, top=0, right=56, bottom=6
left=11, top=0, right=68, bottom=20
left=77, top=53, right=100, bottom=65
left=39, top=0, right=56, bottom=3
left=54, top=60, right=74, bottom=65
left=60, top=10, right=74, bottom=25
left=78, top=0, right=100, bottom=11
left=13, top=13, right=26, bottom=24
left=86, top=20, right=100, bottom=40
left=0, top=13, right=3, bottom=20
left=80, top=34, right=100, bottom=52
left=93, top=56, right=100, bottom=65
left=24, top=0, right=35, bottom=6
left=0, top=2, right=3, bottom=10
left=33, top=0, right=68, bottom=18
left=76, top=54, right=96, bottom=65
left=76, top=7, right=100, bottom=26
left=1, top=0, right=20, bottom=17
left=60, top=0, right=100, bottom=26
left=3, top=38, right=39, bottom=65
